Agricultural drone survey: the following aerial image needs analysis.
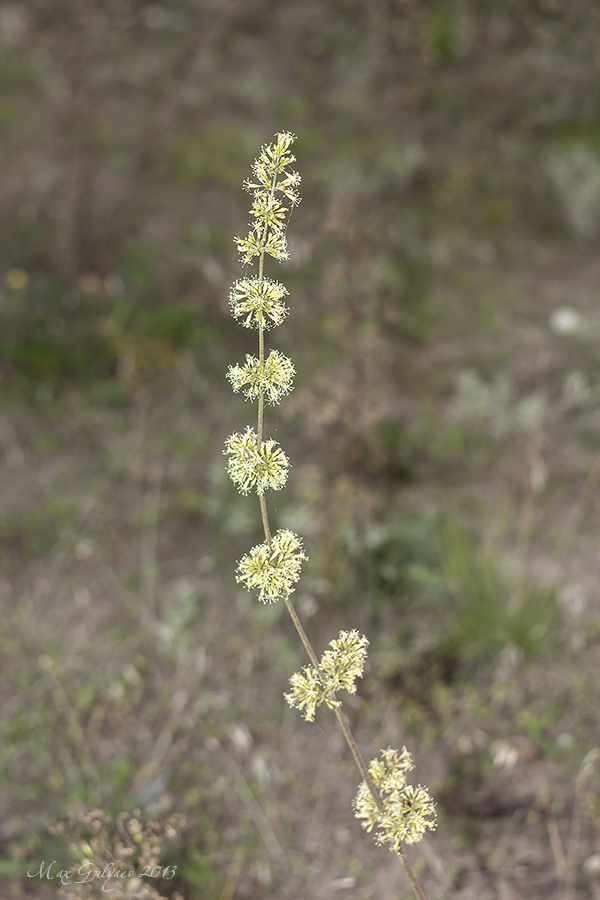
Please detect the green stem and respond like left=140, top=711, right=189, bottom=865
left=255, top=173, right=275, bottom=531
left=259, top=493, right=271, bottom=545
left=257, top=326, right=265, bottom=445
left=396, top=845, right=427, bottom=900
left=282, top=594, right=321, bottom=671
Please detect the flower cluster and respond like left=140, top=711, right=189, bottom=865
left=285, top=630, right=369, bottom=721
left=243, top=134, right=301, bottom=205
left=229, top=277, right=289, bottom=329
left=227, top=350, right=295, bottom=404
left=353, top=748, right=437, bottom=847
left=234, top=131, right=300, bottom=266
left=236, top=529, right=307, bottom=602
left=224, top=427, right=289, bottom=495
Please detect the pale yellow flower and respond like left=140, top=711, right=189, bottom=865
left=224, top=427, right=289, bottom=495
left=226, top=350, right=295, bottom=404
left=353, top=747, right=437, bottom=847
left=285, top=630, right=369, bottom=721
left=236, top=529, right=307, bottom=602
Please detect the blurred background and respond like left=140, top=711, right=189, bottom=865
left=1, top=2, right=600, bottom=898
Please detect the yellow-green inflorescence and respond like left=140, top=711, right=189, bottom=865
left=227, top=350, right=295, bottom=404
left=237, top=529, right=307, bottom=602
left=353, top=748, right=437, bottom=847
left=285, top=630, right=369, bottom=721
left=225, top=134, right=436, bottom=868
left=224, top=132, right=306, bottom=600
left=224, top=427, right=289, bottom=496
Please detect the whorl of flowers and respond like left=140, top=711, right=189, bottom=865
left=353, top=748, right=437, bottom=847
left=229, top=277, right=289, bottom=329
left=236, top=529, right=307, bottom=603
left=227, top=350, right=295, bottom=404
left=285, top=630, right=370, bottom=721
left=224, top=427, right=289, bottom=495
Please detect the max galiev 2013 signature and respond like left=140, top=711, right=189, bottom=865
left=28, top=860, right=177, bottom=892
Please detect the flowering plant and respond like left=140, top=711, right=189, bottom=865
left=224, top=133, right=436, bottom=899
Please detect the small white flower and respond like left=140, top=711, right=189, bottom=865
left=549, top=306, right=582, bottom=336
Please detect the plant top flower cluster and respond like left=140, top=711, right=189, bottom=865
left=353, top=748, right=437, bottom=847
left=224, top=133, right=306, bottom=602
left=285, top=630, right=369, bottom=721
left=233, top=132, right=300, bottom=267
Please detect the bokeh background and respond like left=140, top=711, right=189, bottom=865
left=1, top=2, right=600, bottom=898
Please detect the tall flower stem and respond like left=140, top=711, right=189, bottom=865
left=226, top=134, right=431, bottom=900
